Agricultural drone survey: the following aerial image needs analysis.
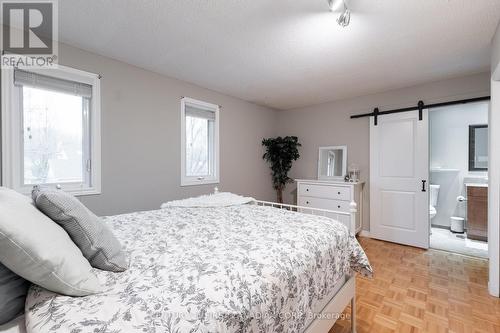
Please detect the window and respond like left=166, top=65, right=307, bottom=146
left=1, top=66, right=101, bottom=195
left=181, top=97, right=219, bottom=186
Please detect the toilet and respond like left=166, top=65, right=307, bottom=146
left=429, top=185, right=440, bottom=220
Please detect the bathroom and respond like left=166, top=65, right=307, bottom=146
left=429, top=101, right=489, bottom=258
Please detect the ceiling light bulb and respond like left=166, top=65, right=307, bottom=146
left=327, top=0, right=351, bottom=27
left=327, top=0, right=344, bottom=12
left=337, top=8, right=351, bottom=27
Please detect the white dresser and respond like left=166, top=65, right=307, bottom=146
left=296, top=179, right=364, bottom=234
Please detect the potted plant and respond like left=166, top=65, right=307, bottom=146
left=262, top=136, right=301, bottom=203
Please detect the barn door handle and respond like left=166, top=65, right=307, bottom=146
left=421, top=180, right=427, bottom=192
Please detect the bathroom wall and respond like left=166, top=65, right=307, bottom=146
left=430, top=102, right=489, bottom=228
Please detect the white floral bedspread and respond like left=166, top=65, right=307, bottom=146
left=25, top=205, right=372, bottom=333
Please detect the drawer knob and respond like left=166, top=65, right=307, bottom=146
left=306, top=189, right=309, bottom=192
left=338, top=205, right=341, bottom=209
left=338, top=192, right=341, bottom=195
left=306, top=201, right=310, bottom=204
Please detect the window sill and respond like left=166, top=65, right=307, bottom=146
left=14, top=186, right=101, bottom=197
left=73, top=188, right=102, bottom=197
left=181, top=179, right=219, bottom=187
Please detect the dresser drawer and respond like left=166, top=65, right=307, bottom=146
left=298, top=197, right=351, bottom=227
left=298, top=183, right=350, bottom=201
left=298, top=196, right=350, bottom=213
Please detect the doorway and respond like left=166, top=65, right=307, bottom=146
left=428, top=102, right=489, bottom=258
left=364, top=95, right=495, bottom=295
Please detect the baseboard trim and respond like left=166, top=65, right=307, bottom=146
left=431, top=224, right=450, bottom=230
left=358, top=230, right=371, bottom=238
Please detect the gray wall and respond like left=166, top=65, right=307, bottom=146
left=1, top=42, right=492, bottom=226
left=56, top=44, right=278, bottom=215
left=276, top=72, right=491, bottom=231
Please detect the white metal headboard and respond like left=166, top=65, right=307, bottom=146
left=252, top=200, right=357, bottom=235
left=212, top=187, right=357, bottom=235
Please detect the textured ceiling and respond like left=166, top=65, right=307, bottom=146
left=58, top=0, right=500, bottom=110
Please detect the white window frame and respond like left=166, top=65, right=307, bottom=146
left=181, top=97, right=219, bottom=186
left=1, top=65, right=102, bottom=196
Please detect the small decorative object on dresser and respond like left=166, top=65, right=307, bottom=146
left=347, top=163, right=360, bottom=182
left=296, top=179, right=364, bottom=234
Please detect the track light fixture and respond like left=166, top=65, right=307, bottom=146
left=327, top=0, right=343, bottom=12
left=327, top=0, right=351, bottom=27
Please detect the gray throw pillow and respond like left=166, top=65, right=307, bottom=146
left=32, top=187, right=128, bottom=272
left=0, top=187, right=101, bottom=296
left=0, top=263, right=30, bottom=325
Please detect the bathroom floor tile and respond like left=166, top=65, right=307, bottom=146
left=430, top=227, right=488, bottom=258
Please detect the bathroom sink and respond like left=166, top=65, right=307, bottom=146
left=463, top=177, right=488, bottom=188
left=465, top=183, right=488, bottom=188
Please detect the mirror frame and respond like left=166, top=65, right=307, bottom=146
left=317, top=145, right=347, bottom=180
left=468, top=124, right=488, bottom=172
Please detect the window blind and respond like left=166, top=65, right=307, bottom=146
left=185, top=104, right=216, bottom=120
left=14, top=69, right=92, bottom=98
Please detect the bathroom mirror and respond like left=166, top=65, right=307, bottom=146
left=318, top=146, right=347, bottom=180
left=469, top=125, right=488, bottom=171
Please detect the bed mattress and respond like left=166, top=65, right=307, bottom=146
left=25, top=204, right=371, bottom=333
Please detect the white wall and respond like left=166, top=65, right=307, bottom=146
left=51, top=43, right=279, bottom=215
left=277, top=72, right=491, bottom=231
left=493, top=23, right=500, bottom=80
left=429, top=103, right=488, bottom=228
left=488, top=21, right=500, bottom=297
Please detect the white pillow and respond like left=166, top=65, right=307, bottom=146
left=0, top=187, right=100, bottom=296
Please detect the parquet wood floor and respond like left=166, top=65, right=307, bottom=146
left=329, top=237, right=499, bottom=333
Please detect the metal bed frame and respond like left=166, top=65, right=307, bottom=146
left=253, top=200, right=358, bottom=236
left=252, top=199, right=358, bottom=333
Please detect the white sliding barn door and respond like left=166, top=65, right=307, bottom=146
left=370, top=110, right=429, bottom=249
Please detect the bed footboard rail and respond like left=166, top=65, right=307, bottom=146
left=252, top=200, right=357, bottom=235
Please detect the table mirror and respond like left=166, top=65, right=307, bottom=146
left=318, top=146, right=347, bottom=180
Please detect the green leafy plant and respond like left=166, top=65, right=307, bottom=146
left=262, top=136, right=301, bottom=203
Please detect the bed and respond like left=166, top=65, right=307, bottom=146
left=16, top=195, right=371, bottom=333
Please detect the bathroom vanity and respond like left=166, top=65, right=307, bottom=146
left=466, top=184, right=488, bottom=241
